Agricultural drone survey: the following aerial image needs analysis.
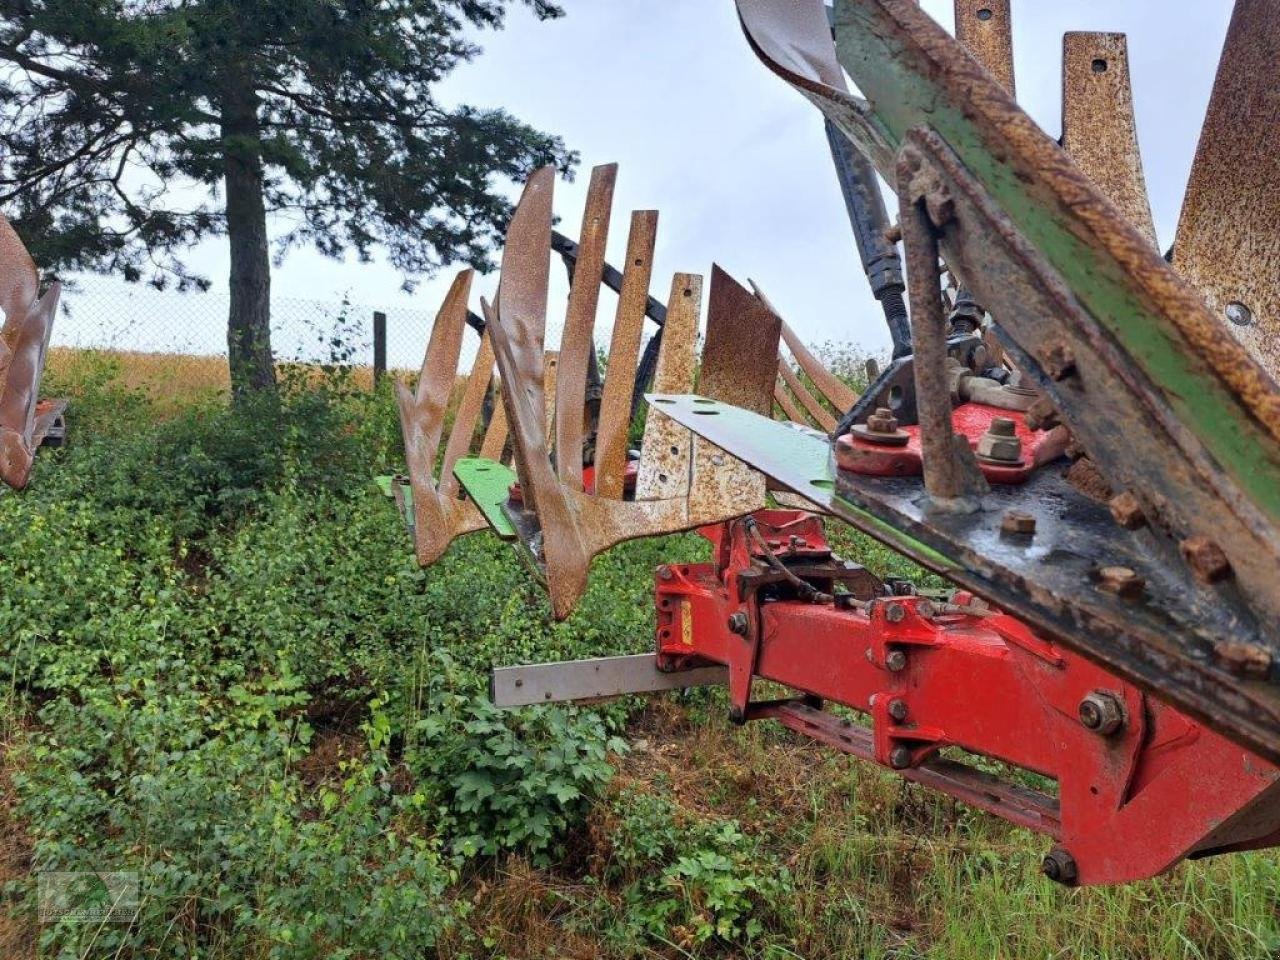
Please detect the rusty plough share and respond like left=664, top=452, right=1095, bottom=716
left=394, top=0, right=1280, bottom=887
left=0, top=215, right=65, bottom=490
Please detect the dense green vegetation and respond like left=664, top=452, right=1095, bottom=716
left=1, top=354, right=1278, bottom=958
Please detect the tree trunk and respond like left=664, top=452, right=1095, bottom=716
left=221, top=78, right=276, bottom=400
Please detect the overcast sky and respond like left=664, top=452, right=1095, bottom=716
left=70, top=1, right=1236, bottom=364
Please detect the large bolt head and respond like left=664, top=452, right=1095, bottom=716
left=889, top=745, right=913, bottom=769
left=1098, top=566, right=1145, bottom=599
left=1078, top=691, right=1125, bottom=736
left=1041, top=847, right=1079, bottom=886
left=885, top=649, right=908, bottom=672
left=887, top=698, right=909, bottom=722
left=727, top=612, right=749, bottom=636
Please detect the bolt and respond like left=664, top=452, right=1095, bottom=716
left=1097, top=566, right=1145, bottom=599
left=852, top=407, right=910, bottom=447
left=885, top=649, right=908, bottom=673
left=885, top=603, right=906, bottom=623
left=1225, top=301, right=1254, bottom=327
left=1042, top=341, right=1077, bottom=381
left=727, top=612, right=749, bottom=636
left=658, top=565, right=674, bottom=581
left=1041, top=847, right=1079, bottom=886
left=888, top=698, right=909, bottom=722
left=1108, top=492, right=1147, bottom=530
left=1214, top=640, right=1273, bottom=679
left=1180, top=536, right=1233, bottom=584
left=976, top=418, right=1024, bottom=465
left=916, top=600, right=936, bottom=619
left=1078, top=691, right=1125, bottom=736
left=1001, top=510, right=1036, bottom=536
left=883, top=221, right=902, bottom=245
left=889, top=745, right=913, bottom=769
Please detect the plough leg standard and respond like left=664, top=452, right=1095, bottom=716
left=391, top=0, right=1280, bottom=887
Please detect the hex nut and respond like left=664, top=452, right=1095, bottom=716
left=1214, top=640, right=1273, bottom=679
left=1108, top=492, right=1147, bottom=530
left=727, top=612, right=749, bottom=636
left=1180, top=536, right=1232, bottom=584
left=1001, top=510, right=1037, bottom=536
left=889, top=745, right=914, bottom=769
left=1042, top=341, right=1078, bottom=381
left=1078, top=691, right=1125, bottom=736
left=885, top=649, right=908, bottom=673
left=1097, top=566, right=1145, bottom=599
left=888, top=698, right=909, bottom=722
left=1042, top=847, right=1079, bottom=886
left=976, top=417, right=1024, bottom=464
left=885, top=603, right=906, bottom=623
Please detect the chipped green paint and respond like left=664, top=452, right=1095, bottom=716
left=453, top=457, right=518, bottom=540
left=833, top=0, right=1280, bottom=523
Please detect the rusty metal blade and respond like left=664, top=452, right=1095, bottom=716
left=440, top=329, right=496, bottom=496
left=0, top=215, right=38, bottom=331
left=1062, top=33, right=1157, bottom=246
left=595, top=210, right=658, bottom=500
left=777, top=357, right=837, bottom=431
left=954, top=0, right=1015, bottom=96
left=402, top=269, right=472, bottom=484
left=774, top=380, right=807, bottom=424
left=734, top=0, right=897, bottom=176
left=1173, top=0, right=1280, bottom=378
left=0, top=282, right=58, bottom=489
left=701, top=265, right=782, bottom=416
left=478, top=297, right=510, bottom=462
left=637, top=273, right=701, bottom=501
left=393, top=269, right=487, bottom=565
left=749, top=285, right=859, bottom=415
left=555, top=164, right=617, bottom=490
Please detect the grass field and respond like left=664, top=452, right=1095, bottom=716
left=1, top=351, right=1278, bottom=958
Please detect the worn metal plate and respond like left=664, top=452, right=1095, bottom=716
left=954, top=0, right=1015, bottom=95
left=1061, top=32, right=1157, bottom=245
left=453, top=457, right=518, bottom=540
left=555, top=164, right=617, bottom=490
left=636, top=274, right=701, bottom=501
left=595, top=210, right=658, bottom=499
left=490, top=653, right=728, bottom=708
left=1173, top=0, right=1280, bottom=378
left=650, top=394, right=1280, bottom=765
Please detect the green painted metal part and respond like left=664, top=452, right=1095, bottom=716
left=453, top=457, right=518, bottom=540
left=647, top=394, right=957, bottom=570
left=831, top=0, right=1280, bottom=526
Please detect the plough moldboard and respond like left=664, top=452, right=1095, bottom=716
left=0, top=215, right=66, bottom=491
left=391, top=0, right=1280, bottom=887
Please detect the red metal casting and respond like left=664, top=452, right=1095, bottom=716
left=654, top=510, right=1280, bottom=886
left=835, top=402, right=1069, bottom=483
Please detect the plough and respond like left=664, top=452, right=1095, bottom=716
left=0, top=214, right=64, bottom=491
left=393, top=0, right=1280, bottom=886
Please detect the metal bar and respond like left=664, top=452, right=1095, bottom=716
left=555, top=164, right=617, bottom=491
left=777, top=357, right=837, bottom=431
left=1173, top=0, right=1280, bottom=378
left=372, top=310, right=386, bottom=385
left=954, top=0, right=1015, bottom=96
left=491, top=653, right=728, bottom=708
left=595, top=211, right=658, bottom=500
left=1061, top=32, right=1157, bottom=246
left=636, top=275, right=700, bottom=501
left=551, top=229, right=668, bottom=327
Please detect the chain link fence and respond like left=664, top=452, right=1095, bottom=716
left=47, top=275, right=443, bottom=395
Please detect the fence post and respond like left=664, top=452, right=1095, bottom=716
left=373, top=310, right=387, bottom=386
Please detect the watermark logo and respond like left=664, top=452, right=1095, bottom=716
left=37, top=871, right=139, bottom=924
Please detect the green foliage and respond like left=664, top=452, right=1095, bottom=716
left=410, top=680, right=627, bottom=862
left=1, top=0, right=576, bottom=287
left=598, top=786, right=793, bottom=949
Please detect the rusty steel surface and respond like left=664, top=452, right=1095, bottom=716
left=1061, top=33, right=1157, bottom=246
left=773, top=379, right=807, bottom=424
left=554, top=164, right=617, bottom=490
left=0, top=216, right=60, bottom=490
left=476, top=170, right=777, bottom=618
left=440, top=330, right=496, bottom=495
left=595, top=210, right=658, bottom=500
left=1173, top=0, right=1280, bottom=379
left=477, top=297, right=510, bottom=463
left=954, top=0, right=1015, bottom=95
left=393, top=269, right=487, bottom=565
left=700, top=265, right=782, bottom=416
left=636, top=273, right=700, bottom=502
left=776, top=358, right=836, bottom=432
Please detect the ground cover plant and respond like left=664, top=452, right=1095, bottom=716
left=0, top=349, right=1278, bottom=958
